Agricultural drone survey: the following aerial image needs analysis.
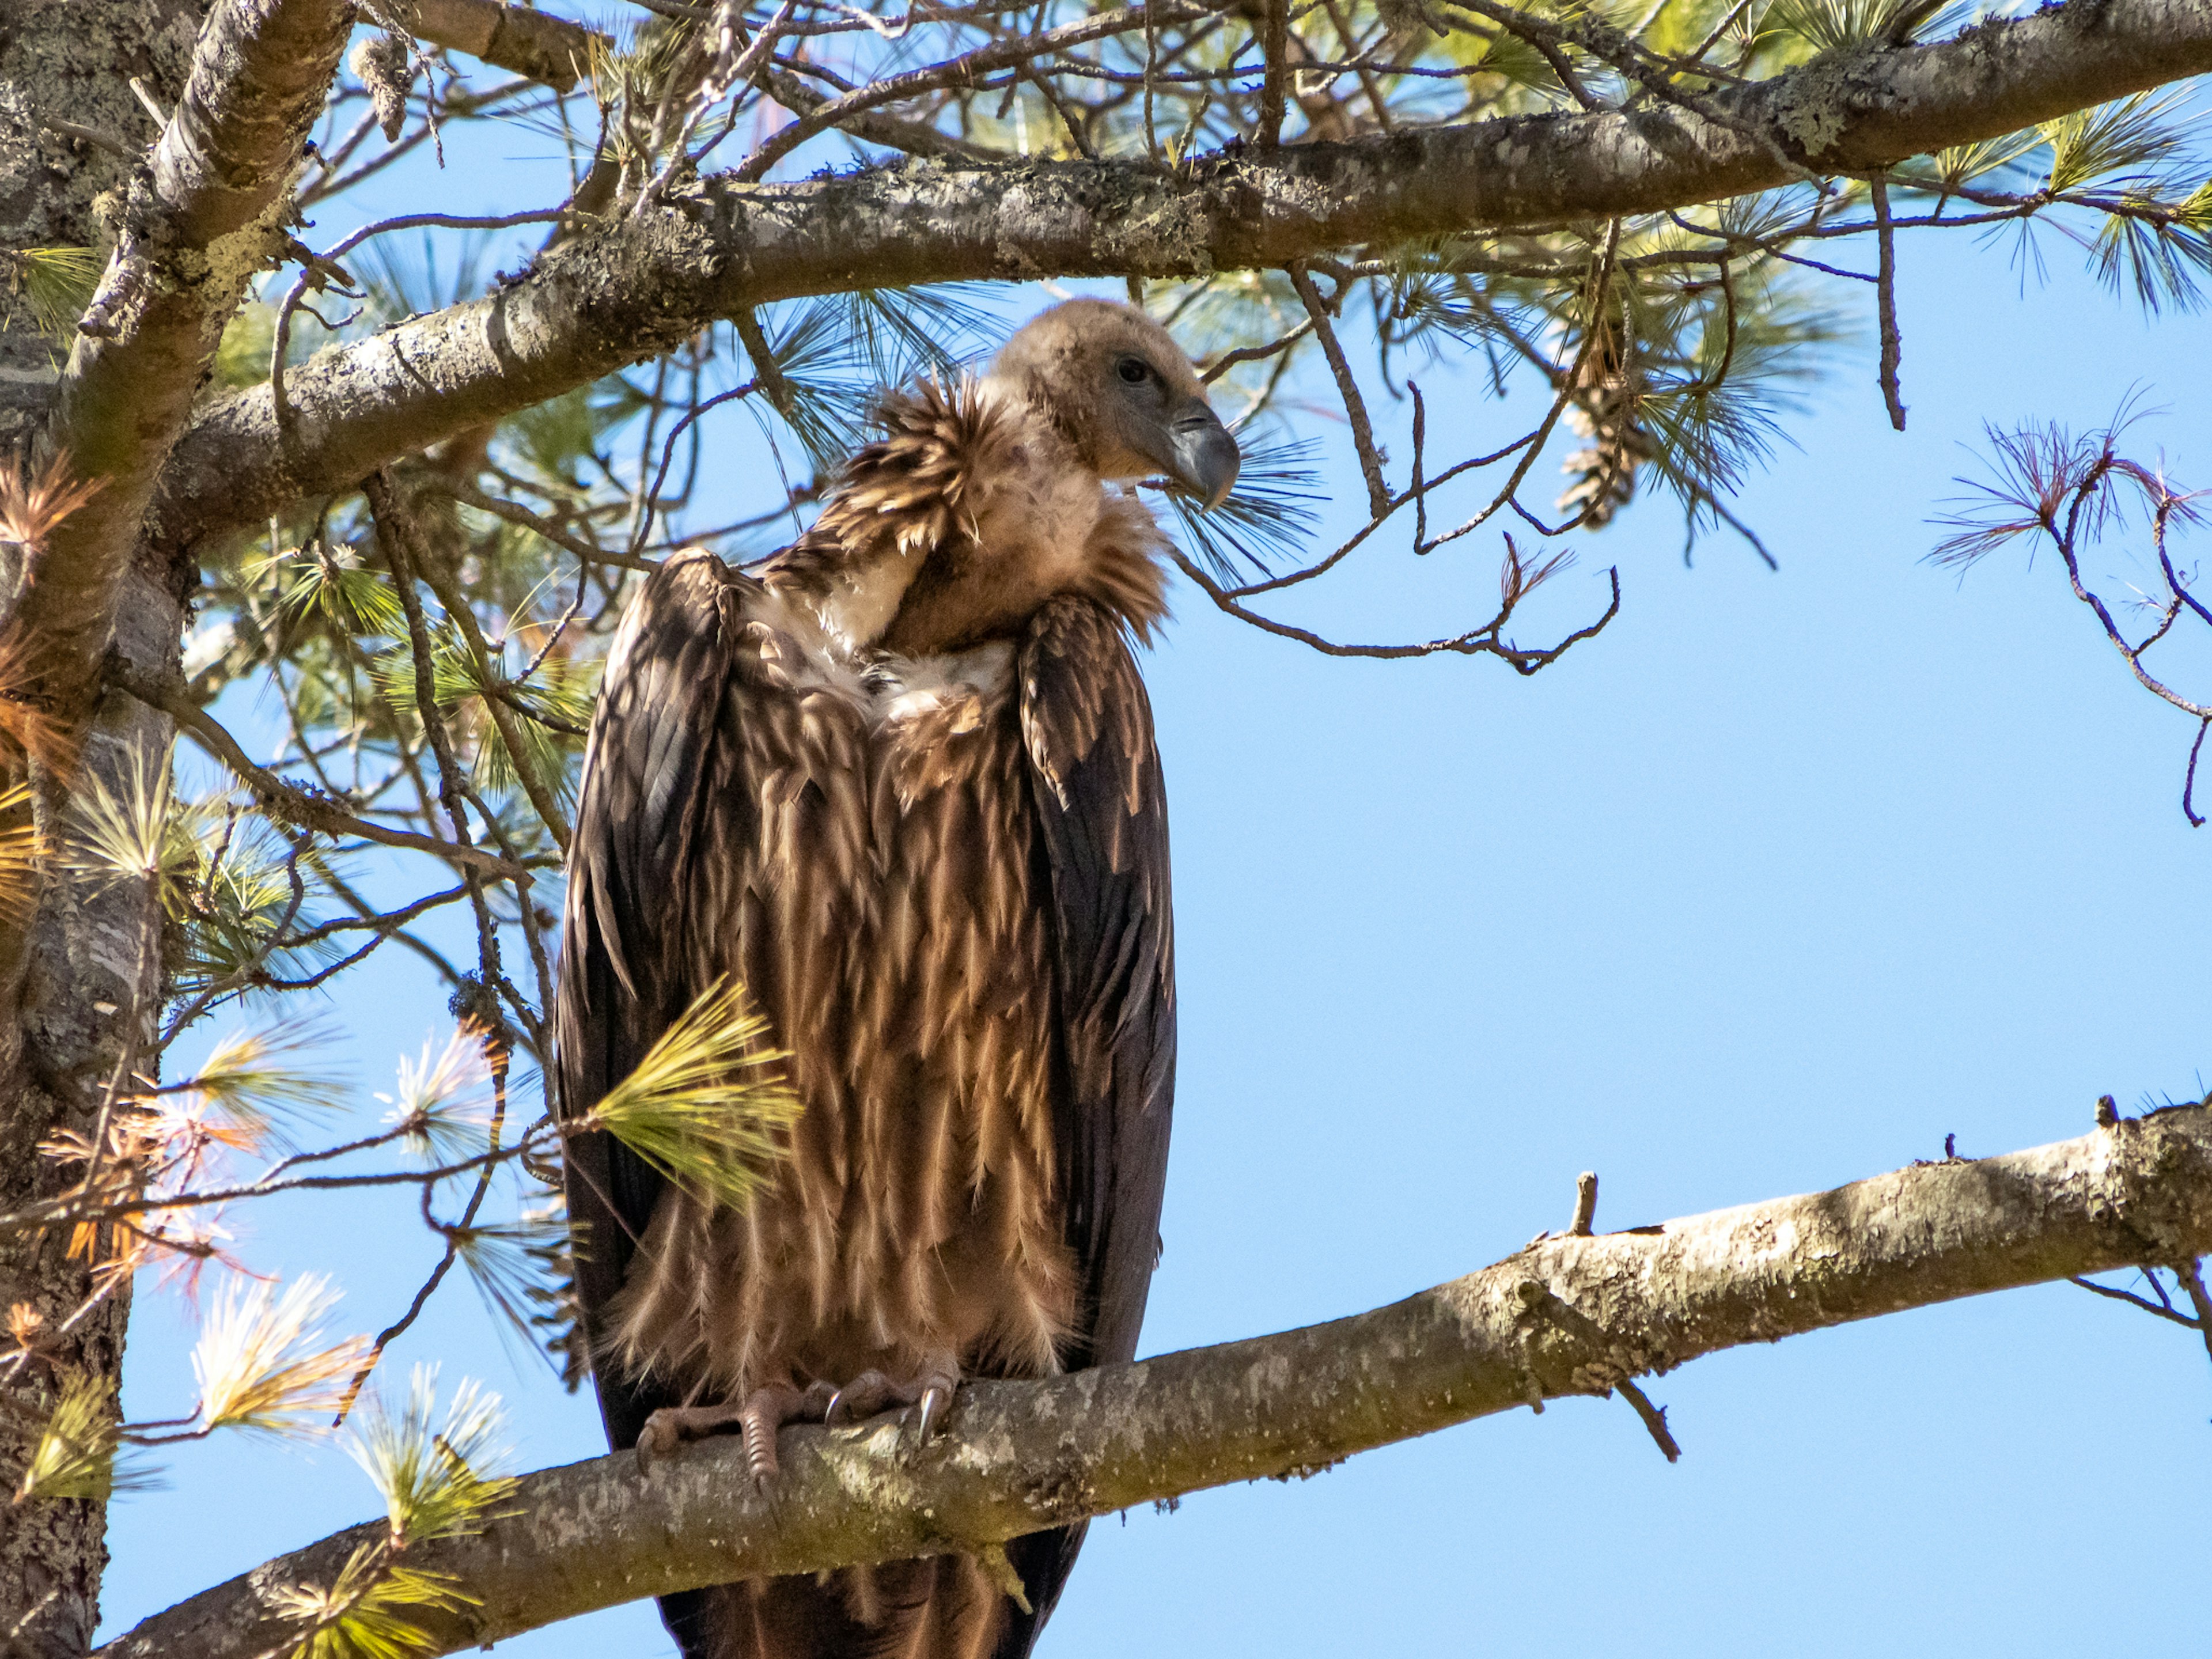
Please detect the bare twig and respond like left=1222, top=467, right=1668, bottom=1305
left=1870, top=174, right=1907, bottom=431
left=1615, top=1378, right=1682, bottom=1461
left=1256, top=0, right=1290, bottom=146
left=1569, top=1171, right=1597, bottom=1237
left=1287, top=260, right=1389, bottom=519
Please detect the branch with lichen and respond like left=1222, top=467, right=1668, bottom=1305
left=152, top=0, right=2212, bottom=550
left=97, top=1101, right=2212, bottom=1659
left=14, top=0, right=352, bottom=721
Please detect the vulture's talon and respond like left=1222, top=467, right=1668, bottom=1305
left=638, top=1384, right=824, bottom=1484
left=915, top=1382, right=951, bottom=1444
left=821, top=1354, right=962, bottom=1445
left=825, top=1370, right=893, bottom=1427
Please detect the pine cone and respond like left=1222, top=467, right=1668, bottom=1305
left=1556, top=312, right=1653, bottom=528
left=1556, top=384, right=1654, bottom=528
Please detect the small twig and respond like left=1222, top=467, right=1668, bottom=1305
left=631, top=379, right=762, bottom=559
left=1870, top=175, right=1907, bottom=433
left=127, top=75, right=169, bottom=130
left=1256, top=0, right=1289, bottom=145
left=2068, top=1271, right=2202, bottom=1328
left=45, top=119, right=137, bottom=160
left=1569, top=1171, right=1597, bottom=1237
left=1173, top=548, right=1620, bottom=672
left=1022, top=62, right=1097, bottom=157
left=732, top=306, right=791, bottom=415
left=735, top=2, right=1201, bottom=183
left=1287, top=261, right=1389, bottom=520
left=1200, top=320, right=1313, bottom=383
left=1615, top=1378, right=1681, bottom=1462
left=2175, top=1259, right=2212, bottom=1368
left=2184, top=717, right=2209, bottom=828
left=446, top=481, right=654, bottom=572
left=407, top=532, right=575, bottom=851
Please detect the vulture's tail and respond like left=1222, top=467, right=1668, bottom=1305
left=658, top=1525, right=1085, bottom=1659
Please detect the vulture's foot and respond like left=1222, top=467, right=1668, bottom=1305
left=637, top=1380, right=836, bottom=1484
left=825, top=1350, right=960, bottom=1446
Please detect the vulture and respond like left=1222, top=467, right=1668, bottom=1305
left=552, top=300, right=1240, bottom=1659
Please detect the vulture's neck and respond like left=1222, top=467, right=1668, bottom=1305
left=767, top=378, right=1169, bottom=665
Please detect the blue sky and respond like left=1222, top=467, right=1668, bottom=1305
left=97, top=70, right=2212, bottom=1659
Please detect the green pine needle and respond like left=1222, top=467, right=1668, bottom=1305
left=582, top=979, right=800, bottom=1212
left=270, top=1541, right=475, bottom=1659
left=12, top=1370, right=159, bottom=1505
left=9, top=246, right=103, bottom=344
left=347, top=1366, right=518, bottom=1549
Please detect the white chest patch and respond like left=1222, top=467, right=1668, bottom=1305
left=866, top=641, right=1016, bottom=731
left=747, top=584, right=1013, bottom=732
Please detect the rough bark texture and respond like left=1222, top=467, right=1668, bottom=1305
left=97, top=1105, right=2212, bottom=1659
left=0, top=3, right=209, bottom=1646
left=0, top=0, right=203, bottom=459
left=149, top=0, right=2212, bottom=551
left=402, top=0, right=597, bottom=92
left=20, top=0, right=352, bottom=711
left=0, top=5, right=347, bottom=1654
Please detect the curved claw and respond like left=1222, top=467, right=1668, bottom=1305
left=825, top=1370, right=891, bottom=1428
left=915, top=1382, right=951, bottom=1444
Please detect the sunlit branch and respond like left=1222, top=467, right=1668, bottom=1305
left=97, top=1103, right=2212, bottom=1659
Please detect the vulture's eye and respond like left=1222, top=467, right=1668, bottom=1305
left=1116, top=358, right=1149, bottom=385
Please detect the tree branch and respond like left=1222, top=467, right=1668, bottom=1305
left=153, top=0, right=2212, bottom=550
left=12, top=0, right=351, bottom=715
left=105, top=654, right=529, bottom=878
left=400, top=0, right=600, bottom=93
left=98, top=1103, right=2212, bottom=1659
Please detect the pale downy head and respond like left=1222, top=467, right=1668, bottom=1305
left=789, top=301, right=1238, bottom=658
left=986, top=299, right=1241, bottom=509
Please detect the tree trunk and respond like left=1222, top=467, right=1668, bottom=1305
left=0, top=3, right=202, bottom=1652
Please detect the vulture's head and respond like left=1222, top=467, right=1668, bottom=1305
left=988, top=300, right=1241, bottom=509
left=823, top=301, right=1238, bottom=658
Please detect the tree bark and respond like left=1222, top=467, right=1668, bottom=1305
left=0, top=4, right=348, bottom=1654
left=1, top=5, right=198, bottom=1646
left=96, top=1104, right=2212, bottom=1659
left=149, top=0, right=2212, bottom=551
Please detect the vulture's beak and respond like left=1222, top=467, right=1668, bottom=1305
left=1168, top=398, right=1241, bottom=511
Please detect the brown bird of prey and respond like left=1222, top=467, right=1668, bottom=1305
left=553, top=300, right=1239, bottom=1659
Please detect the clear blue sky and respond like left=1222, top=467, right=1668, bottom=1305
left=99, top=70, right=2212, bottom=1658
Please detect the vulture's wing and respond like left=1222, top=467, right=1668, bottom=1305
left=553, top=550, right=755, bottom=1450
left=1002, top=594, right=1177, bottom=1652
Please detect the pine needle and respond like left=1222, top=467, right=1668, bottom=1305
left=581, top=979, right=800, bottom=1212
left=0, top=781, right=46, bottom=926
left=267, top=1541, right=474, bottom=1659
left=346, top=1366, right=518, bottom=1548
left=12, top=1369, right=158, bottom=1504
left=1156, top=434, right=1321, bottom=581
left=191, top=1274, right=370, bottom=1438
left=162, top=1021, right=348, bottom=1153
left=380, top=1025, right=495, bottom=1165
left=5, top=246, right=104, bottom=344
left=63, top=740, right=179, bottom=898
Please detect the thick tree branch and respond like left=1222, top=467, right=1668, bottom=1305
left=400, top=0, right=599, bottom=92
left=10, top=0, right=351, bottom=715
left=150, top=0, right=2212, bottom=550
left=99, top=1104, right=2212, bottom=1659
